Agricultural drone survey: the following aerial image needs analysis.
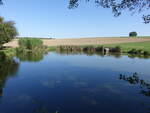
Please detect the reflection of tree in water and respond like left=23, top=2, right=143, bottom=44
left=0, top=58, right=19, bottom=97
left=119, top=73, right=150, bottom=97
left=128, top=54, right=150, bottom=59
left=56, top=50, right=150, bottom=59
left=16, top=52, right=47, bottom=62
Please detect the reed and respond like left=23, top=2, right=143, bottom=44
left=18, top=38, right=43, bottom=50
left=56, top=45, right=121, bottom=53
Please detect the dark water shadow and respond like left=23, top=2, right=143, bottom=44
left=0, top=58, right=19, bottom=97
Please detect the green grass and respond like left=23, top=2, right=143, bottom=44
left=48, top=41, right=150, bottom=53
left=104, top=41, right=150, bottom=53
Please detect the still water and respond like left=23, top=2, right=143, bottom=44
left=0, top=52, right=150, bottom=113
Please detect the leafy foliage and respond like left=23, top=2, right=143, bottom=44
left=129, top=31, right=137, bottom=37
left=69, top=0, right=150, bottom=23
left=0, top=17, right=18, bottom=48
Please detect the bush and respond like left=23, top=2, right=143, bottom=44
left=0, top=17, right=18, bottom=49
left=110, top=46, right=121, bottom=53
left=18, top=38, right=43, bottom=50
left=0, top=48, right=16, bottom=59
left=95, top=46, right=104, bottom=52
left=129, top=31, right=137, bottom=37
left=128, top=49, right=149, bottom=55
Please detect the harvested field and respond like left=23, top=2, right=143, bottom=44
left=3, top=37, right=150, bottom=47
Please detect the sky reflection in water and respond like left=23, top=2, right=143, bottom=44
left=0, top=52, right=150, bottom=113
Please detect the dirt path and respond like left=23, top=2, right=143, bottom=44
left=3, top=38, right=150, bottom=47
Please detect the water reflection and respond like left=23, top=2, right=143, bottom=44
left=16, top=52, right=47, bottom=62
left=127, top=54, right=150, bottom=59
left=0, top=51, right=150, bottom=113
left=56, top=50, right=122, bottom=58
left=56, top=50, right=150, bottom=59
left=0, top=58, right=19, bottom=97
left=119, top=73, right=150, bottom=97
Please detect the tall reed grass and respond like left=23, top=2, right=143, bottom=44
left=56, top=45, right=121, bottom=53
left=18, top=38, right=43, bottom=50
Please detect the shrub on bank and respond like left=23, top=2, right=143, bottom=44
left=0, top=48, right=16, bottom=59
left=110, top=46, right=121, bottom=53
left=57, top=45, right=122, bottom=53
left=128, top=49, right=149, bottom=55
left=18, top=38, right=43, bottom=50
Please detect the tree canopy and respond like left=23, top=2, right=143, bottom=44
left=0, top=17, right=18, bottom=48
left=0, top=0, right=149, bottom=23
left=69, top=0, right=150, bottom=23
left=0, top=0, right=2, bottom=5
left=129, top=31, right=137, bottom=37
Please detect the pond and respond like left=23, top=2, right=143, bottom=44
left=0, top=52, right=150, bottom=113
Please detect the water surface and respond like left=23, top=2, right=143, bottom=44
left=0, top=52, right=150, bottom=113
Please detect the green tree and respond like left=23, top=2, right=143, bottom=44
left=1, top=0, right=149, bottom=23
left=129, top=31, right=137, bottom=37
left=0, top=17, right=18, bottom=49
left=69, top=0, right=150, bottom=23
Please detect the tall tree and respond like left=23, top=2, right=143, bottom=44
left=69, top=0, right=150, bottom=23
left=0, top=0, right=2, bottom=5
left=0, top=17, right=18, bottom=49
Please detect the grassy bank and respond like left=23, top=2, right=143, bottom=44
left=0, top=38, right=49, bottom=60
left=1, top=40, right=150, bottom=58
left=104, top=41, right=150, bottom=53
left=48, top=41, right=150, bottom=55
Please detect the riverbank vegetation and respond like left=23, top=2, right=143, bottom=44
left=56, top=45, right=121, bottom=53
left=17, top=38, right=49, bottom=52
left=0, top=17, right=18, bottom=49
left=51, top=41, right=150, bottom=56
left=0, top=38, right=49, bottom=60
left=105, top=41, right=150, bottom=55
left=18, top=38, right=43, bottom=49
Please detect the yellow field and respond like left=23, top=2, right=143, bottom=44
left=3, top=37, right=150, bottom=48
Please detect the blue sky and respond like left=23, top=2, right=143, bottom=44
left=0, top=0, right=149, bottom=38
